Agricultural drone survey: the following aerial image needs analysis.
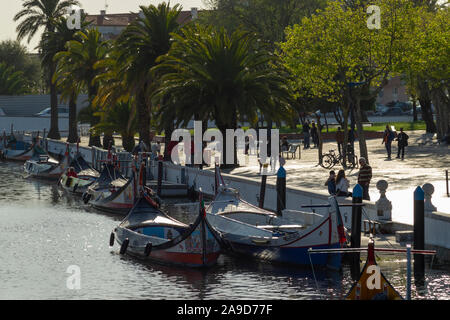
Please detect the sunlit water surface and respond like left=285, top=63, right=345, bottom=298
left=0, top=162, right=449, bottom=300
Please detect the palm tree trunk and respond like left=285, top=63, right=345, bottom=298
left=67, top=92, right=78, bottom=143
left=137, top=90, right=151, bottom=148
left=47, top=62, right=60, bottom=140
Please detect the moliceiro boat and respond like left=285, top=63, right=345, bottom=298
left=205, top=168, right=346, bottom=268
left=24, top=139, right=63, bottom=180
left=59, top=151, right=100, bottom=195
left=111, top=177, right=221, bottom=267
left=1, top=132, right=34, bottom=161
left=83, top=160, right=133, bottom=214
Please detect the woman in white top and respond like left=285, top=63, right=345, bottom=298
left=335, top=169, right=352, bottom=197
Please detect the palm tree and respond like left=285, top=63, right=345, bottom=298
left=116, top=2, right=182, bottom=148
left=14, top=0, right=81, bottom=140
left=91, top=101, right=137, bottom=152
left=41, top=16, right=89, bottom=143
left=152, top=24, right=294, bottom=167
left=53, top=28, right=109, bottom=147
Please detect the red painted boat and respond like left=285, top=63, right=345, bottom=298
left=111, top=191, right=222, bottom=268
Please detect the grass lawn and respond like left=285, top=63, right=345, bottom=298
left=149, top=121, right=426, bottom=136
left=278, top=121, right=426, bottom=133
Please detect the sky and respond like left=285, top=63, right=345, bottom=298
left=0, top=0, right=207, bottom=53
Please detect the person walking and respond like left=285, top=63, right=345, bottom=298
left=357, top=157, right=372, bottom=200
left=396, top=128, right=409, bottom=160
left=335, top=169, right=352, bottom=197
left=311, top=121, right=318, bottom=148
left=336, top=127, right=344, bottom=155
left=302, top=121, right=310, bottom=149
left=382, top=125, right=396, bottom=159
left=324, top=170, right=336, bottom=195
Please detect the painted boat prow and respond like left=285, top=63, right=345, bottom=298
left=345, top=242, right=403, bottom=300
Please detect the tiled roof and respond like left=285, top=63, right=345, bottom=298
left=85, top=10, right=198, bottom=27
left=85, top=13, right=139, bottom=27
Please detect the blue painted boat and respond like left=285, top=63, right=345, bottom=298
left=206, top=184, right=345, bottom=269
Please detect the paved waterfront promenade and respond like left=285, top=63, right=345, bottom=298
left=69, top=129, right=449, bottom=225
left=223, top=130, right=450, bottom=225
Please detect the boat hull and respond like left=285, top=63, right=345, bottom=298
left=60, top=173, right=97, bottom=195
left=115, top=226, right=221, bottom=267
left=24, top=159, right=63, bottom=180
left=3, top=148, right=34, bottom=161
left=224, top=241, right=341, bottom=268
left=87, top=178, right=134, bottom=214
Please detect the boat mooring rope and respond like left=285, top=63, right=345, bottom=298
left=308, top=250, right=325, bottom=300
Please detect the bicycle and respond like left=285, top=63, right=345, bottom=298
left=320, top=149, right=358, bottom=169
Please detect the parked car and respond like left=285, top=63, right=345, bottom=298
left=374, top=104, right=389, bottom=116
left=381, top=107, right=407, bottom=116
left=35, top=107, right=69, bottom=118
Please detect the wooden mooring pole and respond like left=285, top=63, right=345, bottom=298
left=414, top=186, right=425, bottom=285
left=350, top=184, right=363, bottom=280
left=259, top=164, right=268, bottom=208
left=446, top=170, right=449, bottom=197
left=157, top=160, right=163, bottom=197
left=276, top=164, right=286, bottom=216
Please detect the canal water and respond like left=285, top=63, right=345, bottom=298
left=1, top=162, right=449, bottom=300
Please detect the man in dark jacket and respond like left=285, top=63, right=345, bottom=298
left=358, top=157, right=372, bottom=200
left=396, top=128, right=409, bottom=160
left=303, top=121, right=310, bottom=149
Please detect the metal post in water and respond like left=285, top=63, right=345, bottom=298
left=276, top=163, right=286, bottom=216
left=406, top=244, right=412, bottom=300
left=414, top=186, right=425, bottom=284
left=259, top=172, right=267, bottom=209
left=157, top=160, right=163, bottom=197
left=350, top=184, right=363, bottom=280
left=446, top=170, right=449, bottom=197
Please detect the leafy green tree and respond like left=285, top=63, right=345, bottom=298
left=280, top=0, right=412, bottom=164
left=0, top=40, right=41, bottom=93
left=402, top=6, right=449, bottom=138
left=115, top=2, right=182, bottom=148
left=201, top=0, right=326, bottom=47
left=152, top=24, right=294, bottom=167
left=0, top=63, right=27, bottom=95
left=14, top=0, right=81, bottom=140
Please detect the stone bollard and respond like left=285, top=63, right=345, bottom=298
left=422, top=183, right=437, bottom=212
left=375, top=180, right=392, bottom=220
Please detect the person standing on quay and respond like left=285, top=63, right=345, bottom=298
left=302, top=121, right=310, bottom=149
left=357, top=157, right=372, bottom=200
left=335, top=127, right=344, bottom=155
left=382, top=125, right=396, bottom=159
left=396, top=128, right=409, bottom=160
